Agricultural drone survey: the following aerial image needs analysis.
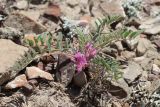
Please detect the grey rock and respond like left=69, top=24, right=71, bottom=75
left=121, top=51, right=136, bottom=59
left=125, top=37, right=139, bottom=51
left=0, top=39, right=28, bottom=85
left=113, top=41, right=124, bottom=52
left=152, top=64, right=160, bottom=75
left=136, top=38, right=152, bottom=56
left=139, top=17, right=160, bottom=35
left=73, top=71, right=87, bottom=87
left=123, top=61, right=143, bottom=84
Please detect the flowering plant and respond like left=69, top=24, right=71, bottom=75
left=73, top=43, right=97, bottom=72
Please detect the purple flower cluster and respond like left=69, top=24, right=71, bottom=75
left=73, top=43, right=97, bottom=72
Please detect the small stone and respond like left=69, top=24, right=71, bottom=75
left=153, top=38, right=160, bottom=49
left=100, top=0, right=126, bottom=18
left=44, top=4, right=61, bottom=18
left=136, top=38, right=151, bottom=56
left=4, top=13, right=46, bottom=34
left=73, top=71, right=87, bottom=87
left=113, top=41, right=124, bottom=52
left=121, top=51, right=136, bottom=59
left=148, top=74, right=158, bottom=81
left=125, top=38, right=139, bottom=51
left=14, top=0, right=28, bottom=10
left=5, top=74, right=28, bottom=89
left=80, top=15, right=92, bottom=24
left=152, top=64, right=160, bottom=75
left=56, top=53, right=75, bottom=87
left=133, top=56, right=145, bottom=62
left=123, top=62, right=143, bottom=84
left=26, top=66, right=53, bottom=80
left=22, top=83, right=34, bottom=93
left=66, top=0, right=79, bottom=6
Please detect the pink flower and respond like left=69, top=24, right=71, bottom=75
left=85, top=43, right=97, bottom=60
left=74, top=52, right=87, bottom=72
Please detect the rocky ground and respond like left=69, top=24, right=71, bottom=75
left=0, top=0, right=160, bottom=107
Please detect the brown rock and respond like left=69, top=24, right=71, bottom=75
left=26, top=66, right=53, bottom=80
left=5, top=74, right=28, bottom=89
left=100, top=0, right=126, bottom=18
left=44, top=4, right=61, bottom=18
left=0, top=39, right=28, bottom=85
left=4, top=13, right=46, bottom=34
left=56, top=53, right=75, bottom=86
left=80, top=15, right=92, bottom=23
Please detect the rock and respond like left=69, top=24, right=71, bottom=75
left=99, top=0, right=126, bottom=18
left=152, top=64, right=160, bottom=75
left=44, top=4, right=61, bottom=18
left=121, top=51, right=136, bottom=59
left=133, top=56, right=145, bottom=62
left=73, top=71, right=87, bottom=87
left=4, top=13, right=46, bottom=34
left=138, top=57, right=153, bottom=71
left=56, top=53, right=75, bottom=87
left=60, top=4, right=80, bottom=19
left=26, top=66, right=53, bottom=80
left=66, top=0, right=79, bottom=6
left=123, top=62, right=143, bottom=84
left=22, top=83, right=34, bottom=94
left=113, top=41, right=124, bottom=52
left=0, top=39, right=28, bottom=85
left=125, top=37, right=139, bottom=51
left=153, top=38, right=160, bottom=49
left=14, top=0, right=28, bottom=10
left=136, top=38, right=151, bottom=56
left=102, top=47, right=118, bottom=57
left=107, top=81, right=128, bottom=99
left=5, top=74, right=28, bottom=89
left=139, top=17, right=160, bottom=35
left=148, top=74, right=158, bottom=81
left=19, top=10, right=41, bottom=21
left=80, top=15, right=92, bottom=24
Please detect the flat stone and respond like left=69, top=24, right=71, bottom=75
left=100, top=0, right=126, bottom=18
left=26, top=66, right=53, bottom=80
left=139, top=17, right=160, bottom=35
left=123, top=61, right=143, bottom=84
left=5, top=74, right=28, bottom=89
left=136, top=38, right=152, bottom=56
left=0, top=39, right=28, bottom=85
left=4, top=12, right=46, bottom=34
left=56, top=53, right=75, bottom=87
